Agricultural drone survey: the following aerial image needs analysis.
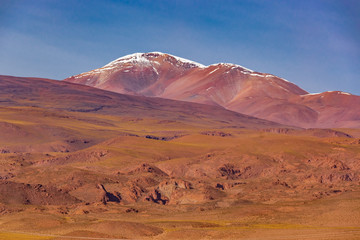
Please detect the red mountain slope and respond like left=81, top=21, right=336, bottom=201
left=64, top=52, right=360, bottom=128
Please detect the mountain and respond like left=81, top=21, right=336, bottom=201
left=64, top=52, right=360, bottom=128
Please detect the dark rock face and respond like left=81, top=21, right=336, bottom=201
left=145, top=189, right=169, bottom=205
left=97, top=184, right=121, bottom=204
left=218, top=164, right=241, bottom=180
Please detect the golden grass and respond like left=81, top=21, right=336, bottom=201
left=0, top=232, right=52, bottom=240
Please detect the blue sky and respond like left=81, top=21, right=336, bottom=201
left=0, top=0, right=359, bottom=94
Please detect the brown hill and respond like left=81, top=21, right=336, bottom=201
left=0, top=75, right=282, bottom=130
left=64, top=52, right=360, bottom=128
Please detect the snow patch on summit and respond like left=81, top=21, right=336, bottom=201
left=208, top=68, right=219, bottom=75
left=328, top=91, right=352, bottom=95
left=170, top=55, right=206, bottom=68
left=301, top=93, right=321, bottom=96
left=210, top=63, right=254, bottom=72
left=103, top=53, right=152, bottom=68
left=103, top=52, right=206, bottom=69
left=302, top=91, right=352, bottom=96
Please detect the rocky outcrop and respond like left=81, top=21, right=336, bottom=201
left=145, top=189, right=169, bottom=205
left=200, top=131, right=232, bottom=137
left=127, top=163, right=168, bottom=177
left=122, top=183, right=146, bottom=203
left=218, top=164, right=241, bottom=180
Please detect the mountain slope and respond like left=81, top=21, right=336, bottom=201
left=0, top=75, right=284, bottom=131
left=64, top=52, right=360, bottom=128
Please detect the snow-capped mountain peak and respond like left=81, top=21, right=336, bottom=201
left=64, top=52, right=359, bottom=128
left=103, top=52, right=206, bottom=69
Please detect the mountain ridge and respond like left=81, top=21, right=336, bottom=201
left=64, top=52, right=360, bottom=128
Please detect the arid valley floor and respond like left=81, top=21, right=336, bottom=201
left=0, top=74, right=359, bottom=240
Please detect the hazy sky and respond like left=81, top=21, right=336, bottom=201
left=1, top=0, right=359, bottom=94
